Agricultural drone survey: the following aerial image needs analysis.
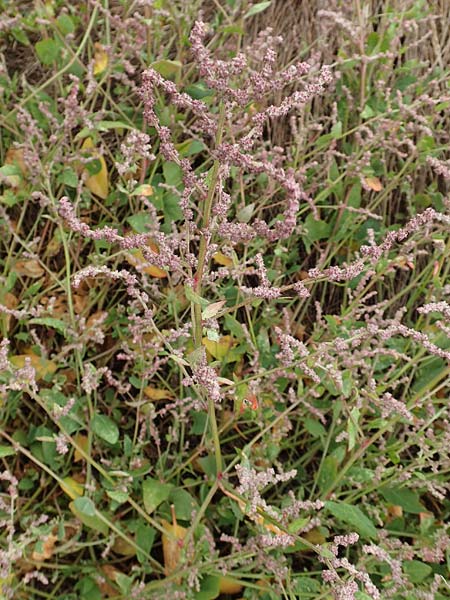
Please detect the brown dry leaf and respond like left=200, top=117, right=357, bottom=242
left=212, top=252, right=233, bottom=267
left=93, top=42, right=108, bottom=75
left=14, top=259, right=44, bottom=278
left=363, top=176, right=383, bottom=191
left=81, top=137, right=109, bottom=199
left=143, top=386, right=175, bottom=401
left=99, top=565, right=121, bottom=597
left=86, top=310, right=108, bottom=329
left=73, top=293, right=88, bottom=314
left=219, top=576, right=243, bottom=595
left=387, top=505, right=403, bottom=521
left=10, top=352, right=57, bottom=380
left=73, top=434, right=89, bottom=462
left=161, top=518, right=187, bottom=578
left=31, top=533, right=57, bottom=562
left=202, top=335, right=234, bottom=360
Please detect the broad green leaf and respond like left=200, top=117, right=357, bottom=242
left=304, top=214, right=331, bottom=243
left=379, top=487, right=425, bottom=514
left=70, top=497, right=109, bottom=535
left=194, top=575, right=220, bottom=600
left=28, top=317, right=67, bottom=336
left=0, top=445, right=15, bottom=458
left=403, top=560, right=432, bottom=583
left=56, top=14, right=75, bottom=35
left=136, top=524, right=156, bottom=564
left=35, top=38, right=61, bottom=65
left=91, top=414, right=119, bottom=445
left=163, top=161, right=183, bottom=186
left=142, top=477, right=173, bottom=514
left=151, top=59, right=182, bottom=79
left=106, top=489, right=129, bottom=505
left=325, top=501, right=377, bottom=539
left=127, top=212, right=153, bottom=233
left=170, top=488, right=198, bottom=521
left=244, top=1, right=272, bottom=18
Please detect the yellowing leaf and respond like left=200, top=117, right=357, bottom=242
left=126, top=240, right=168, bottom=278
left=219, top=576, right=243, bottom=595
left=81, top=137, right=109, bottom=199
left=202, top=335, right=234, bottom=360
left=14, top=259, right=44, bottom=278
left=73, top=434, right=89, bottom=462
left=161, top=518, right=187, bottom=577
left=112, top=536, right=136, bottom=556
left=60, top=476, right=84, bottom=499
left=93, top=42, right=108, bottom=75
left=2, top=147, right=28, bottom=187
left=131, top=184, right=153, bottom=196
left=32, top=533, right=58, bottom=561
left=10, top=352, right=57, bottom=380
left=212, top=252, right=233, bottom=267
left=363, top=176, right=383, bottom=191
left=143, top=386, right=174, bottom=401
left=0, top=292, right=18, bottom=332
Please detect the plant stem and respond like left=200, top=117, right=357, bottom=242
left=192, top=103, right=226, bottom=474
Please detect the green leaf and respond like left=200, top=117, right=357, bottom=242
left=170, top=488, right=198, bottom=521
left=73, top=496, right=96, bottom=517
left=0, top=445, right=16, bottom=458
left=347, top=407, right=360, bottom=451
left=70, top=498, right=109, bottom=535
left=136, top=524, right=156, bottom=564
left=56, top=14, right=75, bottom=35
left=293, top=576, right=321, bottom=594
left=325, top=501, right=377, bottom=539
left=244, top=1, right=272, bottom=18
left=185, top=285, right=209, bottom=308
left=91, top=414, right=119, bottom=445
left=1, top=163, right=22, bottom=177
left=142, top=477, right=173, bottom=514
left=58, top=168, right=78, bottom=188
left=127, top=212, right=153, bottom=233
left=163, top=161, right=183, bottom=186
left=11, top=27, right=30, bottom=46
left=151, top=59, right=182, bottom=80
left=304, top=418, right=326, bottom=439
left=317, top=456, right=338, bottom=493
left=106, top=490, right=129, bottom=505
left=403, top=560, right=432, bottom=583
left=185, top=82, right=214, bottom=100
left=379, top=487, right=425, bottom=514
left=35, top=38, right=61, bottom=65
left=304, top=214, right=331, bottom=243
left=76, top=576, right=101, bottom=600
left=28, top=317, right=67, bottom=336
left=194, top=575, right=220, bottom=600
left=177, top=139, right=206, bottom=157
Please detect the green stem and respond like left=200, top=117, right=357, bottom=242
left=191, top=104, right=226, bottom=475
